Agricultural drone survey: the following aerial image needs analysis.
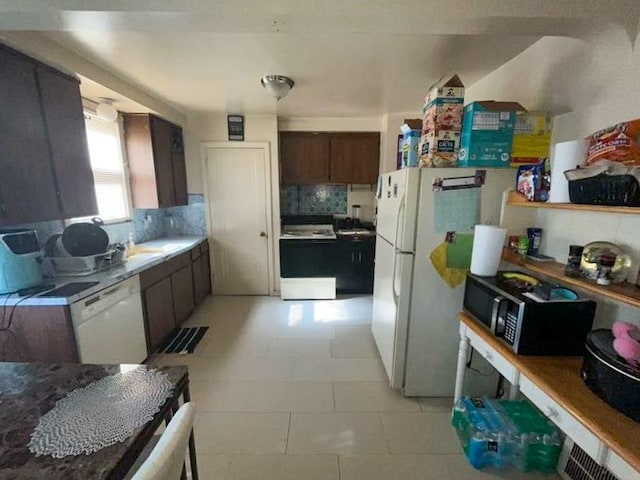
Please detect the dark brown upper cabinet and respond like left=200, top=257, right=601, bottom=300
left=279, top=131, right=380, bottom=185
left=124, top=113, right=188, bottom=208
left=37, top=66, right=98, bottom=220
left=280, top=132, right=331, bottom=185
left=329, top=132, right=380, bottom=184
left=0, top=44, right=98, bottom=226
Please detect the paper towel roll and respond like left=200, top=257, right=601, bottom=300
left=548, top=139, right=588, bottom=203
left=470, top=225, right=508, bottom=277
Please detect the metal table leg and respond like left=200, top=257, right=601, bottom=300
left=508, top=378, right=520, bottom=400
left=454, top=335, right=470, bottom=403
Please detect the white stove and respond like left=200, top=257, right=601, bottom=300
left=279, top=223, right=337, bottom=300
left=280, top=224, right=337, bottom=240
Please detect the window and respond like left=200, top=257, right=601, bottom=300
left=83, top=113, right=131, bottom=223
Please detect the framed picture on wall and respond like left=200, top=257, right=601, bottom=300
left=228, top=115, right=244, bottom=141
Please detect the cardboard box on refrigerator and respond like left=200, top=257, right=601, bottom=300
left=511, top=112, right=553, bottom=166
left=419, top=130, right=461, bottom=168
left=422, top=75, right=465, bottom=131
left=419, top=75, right=465, bottom=167
left=400, top=120, right=421, bottom=168
left=458, top=101, right=526, bottom=168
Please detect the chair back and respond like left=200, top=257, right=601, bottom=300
left=131, top=402, right=196, bottom=480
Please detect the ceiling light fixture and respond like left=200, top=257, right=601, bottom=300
left=95, top=97, right=118, bottom=122
left=260, top=75, right=295, bottom=101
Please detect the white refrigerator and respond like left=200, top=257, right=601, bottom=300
left=372, top=167, right=514, bottom=397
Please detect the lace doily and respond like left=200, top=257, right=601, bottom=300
left=29, top=367, right=174, bottom=458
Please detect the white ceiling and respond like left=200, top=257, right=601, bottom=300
left=47, top=31, right=539, bottom=117
left=2, top=1, right=639, bottom=117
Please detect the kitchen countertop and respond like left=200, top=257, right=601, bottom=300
left=0, top=236, right=207, bottom=307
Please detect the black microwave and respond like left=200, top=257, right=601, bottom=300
left=463, top=272, right=597, bottom=356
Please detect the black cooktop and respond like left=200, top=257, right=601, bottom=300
left=38, top=282, right=100, bottom=298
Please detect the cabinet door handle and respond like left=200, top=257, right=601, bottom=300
left=351, top=253, right=355, bottom=262
left=358, top=252, right=362, bottom=263
left=260, top=231, right=267, bottom=238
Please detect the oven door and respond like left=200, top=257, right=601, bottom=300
left=279, top=239, right=337, bottom=278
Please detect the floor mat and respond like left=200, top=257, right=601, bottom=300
left=158, top=327, right=209, bottom=354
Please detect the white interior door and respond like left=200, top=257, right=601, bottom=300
left=204, top=145, right=270, bottom=295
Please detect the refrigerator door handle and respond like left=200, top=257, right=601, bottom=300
left=392, top=249, right=401, bottom=306
left=393, top=194, right=406, bottom=251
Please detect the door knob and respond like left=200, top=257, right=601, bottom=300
left=260, top=232, right=267, bottom=238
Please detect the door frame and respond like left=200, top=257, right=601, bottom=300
left=200, top=141, right=274, bottom=295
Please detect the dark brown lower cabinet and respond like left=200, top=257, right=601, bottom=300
left=172, top=264, right=195, bottom=324
left=141, top=239, right=211, bottom=353
left=202, top=250, right=212, bottom=297
left=192, top=255, right=204, bottom=304
left=0, top=306, right=78, bottom=363
left=192, top=248, right=212, bottom=305
left=143, top=276, right=176, bottom=352
left=336, top=237, right=376, bottom=294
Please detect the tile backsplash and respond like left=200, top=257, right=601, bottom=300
left=281, top=185, right=348, bottom=215
left=10, top=194, right=207, bottom=249
left=165, top=194, right=207, bottom=237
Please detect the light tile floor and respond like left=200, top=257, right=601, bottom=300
left=149, top=295, right=560, bottom=480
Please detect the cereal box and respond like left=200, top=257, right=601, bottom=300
left=419, top=130, right=461, bottom=168
left=400, top=120, right=421, bottom=168
left=458, top=101, right=525, bottom=168
left=422, top=75, right=465, bottom=130
left=419, top=75, right=465, bottom=167
left=511, top=112, right=553, bottom=166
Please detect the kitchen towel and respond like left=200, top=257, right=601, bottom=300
left=434, top=188, right=481, bottom=233
left=548, top=139, right=588, bottom=203
left=447, top=233, right=474, bottom=269
left=470, top=225, right=507, bottom=276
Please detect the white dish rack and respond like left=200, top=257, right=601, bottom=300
left=48, top=248, right=126, bottom=276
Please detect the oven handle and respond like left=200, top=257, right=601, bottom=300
left=307, top=240, right=336, bottom=245
left=491, top=296, right=507, bottom=334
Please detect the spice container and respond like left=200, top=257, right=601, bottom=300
left=597, top=254, right=617, bottom=286
left=565, top=245, right=584, bottom=278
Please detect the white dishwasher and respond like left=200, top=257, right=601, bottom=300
left=70, top=275, right=148, bottom=364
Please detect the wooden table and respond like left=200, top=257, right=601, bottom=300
left=455, top=312, right=640, bottom=480
left=0, top=362, right=199, bottom=480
